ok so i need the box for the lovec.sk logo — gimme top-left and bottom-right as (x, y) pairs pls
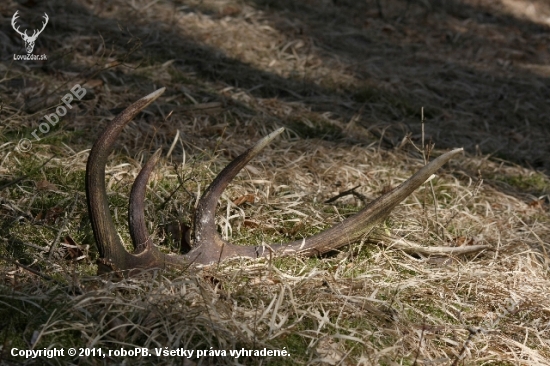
(12, 10), (48, 60)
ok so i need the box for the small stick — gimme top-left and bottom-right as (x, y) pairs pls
(48, 193), (79, 258)
(0, 255), (56, 282)
(324, 185), (366, 204)
(421, 107), (441, 237)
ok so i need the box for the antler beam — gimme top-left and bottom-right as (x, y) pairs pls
(85, 88), (463, 274)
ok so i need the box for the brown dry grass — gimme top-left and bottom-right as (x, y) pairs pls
(0, 0), (549, 365)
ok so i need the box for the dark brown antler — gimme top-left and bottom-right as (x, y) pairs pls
(86, 88), (463, 273)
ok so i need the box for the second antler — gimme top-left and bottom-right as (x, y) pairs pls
(85, 88), (463, 273)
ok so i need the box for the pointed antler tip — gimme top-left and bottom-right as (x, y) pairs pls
(152, 148), (163, 161)
(252, 127), (284, 152)
(144, 87), (166, 102)
(446, 147), (464, 158)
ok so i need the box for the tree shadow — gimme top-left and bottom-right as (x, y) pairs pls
(2, 0), (549, 179)
(243, 0), (550, 172)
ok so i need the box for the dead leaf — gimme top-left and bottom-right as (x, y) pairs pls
(284, 220), (304, 236)
(35, 207), (64, 223)
(453, 236), (475, 247)
(529, 199), (544, 210)
(233, 194), (255, 206)
(62, 236), (86, 261)
(243, 219), (260, 228)
(35, 180), (56, 191)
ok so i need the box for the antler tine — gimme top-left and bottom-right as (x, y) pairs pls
(86, 88), (167, 270)
(267, 148), (464, 257)
(189, 128), (285, 264)
(195, 127), (284, 236)
(129, 149), (162, 254)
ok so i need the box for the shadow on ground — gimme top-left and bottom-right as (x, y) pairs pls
(1, 0), (549, 173)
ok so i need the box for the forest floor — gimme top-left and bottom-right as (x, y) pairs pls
(1, 0), (550, 364)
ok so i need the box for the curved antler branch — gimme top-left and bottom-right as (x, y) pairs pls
(129, 149), (162, 254)
(267, 148), (463, 257)
(86, 88), (187, 272)
(183, 128), (285, 264)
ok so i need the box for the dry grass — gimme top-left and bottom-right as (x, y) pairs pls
(1, 0), (549, 364)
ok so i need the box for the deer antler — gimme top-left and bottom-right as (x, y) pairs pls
(86, 88), (463, 273)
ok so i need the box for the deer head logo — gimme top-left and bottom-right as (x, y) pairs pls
(11, 11), (49, 54)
